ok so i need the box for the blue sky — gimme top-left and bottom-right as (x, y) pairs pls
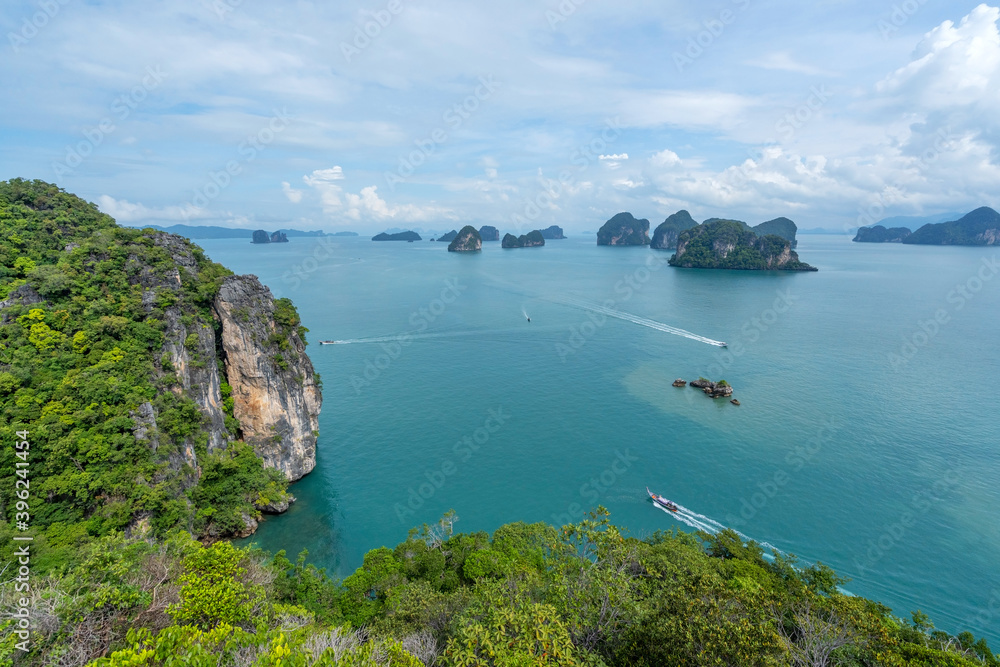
(2, 0), (998, 234)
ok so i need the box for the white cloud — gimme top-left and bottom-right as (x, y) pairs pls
(281, 181), (303, 203)
(748, 52), (837, 77)
(877, 4), (1000, 109)
(302, 167), (346, 213)
(96, 195), (211, 223)
(343, 186), (455, 222)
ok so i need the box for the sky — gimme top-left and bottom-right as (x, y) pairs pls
(2, 0), (999, 235)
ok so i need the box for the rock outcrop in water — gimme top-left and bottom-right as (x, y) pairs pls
(597, 212), (650, 246)
(502, 230), (545, 248)
(373, 230), (422, 241)
(690, 378), (734, 398)
(251, 230), (289, 244)
(753, 217), (798, 248)
(902, 207), (1000, 245)
(540, 225), (566, 239)
(853, 225), (912, 243)
(670, 220), (817, 271)
(214, 275), (322, 480)
(436, 230), (459, 243)
(479, 225), (500, 241)
(448, 225), (482, 252)
(651, 210), (699, 249)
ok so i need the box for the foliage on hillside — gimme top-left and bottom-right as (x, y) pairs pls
(1, 509), (995, 666)
(0, 179), (292, 570)
(669, 220), (817, 271)
(903, 207), (1000, 245)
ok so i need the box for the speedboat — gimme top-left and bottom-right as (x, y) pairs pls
(646, 487), (679, 512)
(319, 340), (340, 345)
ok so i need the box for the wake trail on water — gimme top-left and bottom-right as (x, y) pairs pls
(549, 295), (726, 347)
(652, 501), (785, 556)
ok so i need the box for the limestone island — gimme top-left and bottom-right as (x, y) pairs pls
(690, 378), (734, 399)
(479, 225), (500, 241)
(448, 225), (482, 252)
(853, 225), (912, 243)
(372, 230), (421, 242)
(902, 207), (1000, 245)
(333, 231), (359, 236)
(651, 210), (699, 249)
(597, 212), (650, 245)
(540, 225), (566, 239)
(251, 229), (289, 244)
(502, 230), (545, 248)
(669, 220), (817, 271)
(436, 229), (459, 242)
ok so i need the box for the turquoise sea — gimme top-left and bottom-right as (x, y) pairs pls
(209, 233), (1000, 642)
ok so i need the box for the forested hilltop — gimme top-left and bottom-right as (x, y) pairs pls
(0, 178), (320, 565)
(1, 180), (996, 666)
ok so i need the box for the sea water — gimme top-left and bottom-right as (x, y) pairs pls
(205, 233), (1000, 641)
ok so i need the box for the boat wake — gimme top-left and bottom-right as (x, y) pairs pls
(653, 501), (784, 556)
(550, 295), (726, 347)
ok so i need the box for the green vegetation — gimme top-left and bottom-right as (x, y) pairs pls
(372, 231), (422, 242)
(3, 509), (996, 666)
(0, 179), (295, 569)
(669, 220), (817, 271)
(446, 226), (482, 252)
(903, 207), (1000, 245)
(596, 212), (650, 246)
(753, 217), (798, 247)
(853, 225), (913, 243)
(435, 230), (458, 243)
(650, 210), (698, 249)
(501, 230), (545, 248)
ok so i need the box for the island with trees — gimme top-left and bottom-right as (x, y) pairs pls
(669, 220), (817, 270)
(251, 229), (289, 244)
(447, 225), (482, 252)
(903, 207), (1000, 245)
(597, 212), (651, 245)
(854, 225), (913, 243)
(502, 230), (546, 248)
(478, 225), (500, 241)
(540, 225), (566, 239)
(372, 230), (422, 241)
(651, 210), (699, 249)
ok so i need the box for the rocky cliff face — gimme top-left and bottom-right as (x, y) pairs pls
(447, 225), (482, 252)
(671, 220), (817, 271)
(651, 211), (698, 249)
(479, 225), (500, 241)
(214, 275), (321, 480)
(597, 212), (650, 246)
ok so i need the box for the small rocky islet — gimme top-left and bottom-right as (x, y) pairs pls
(674, 377), (738, 402)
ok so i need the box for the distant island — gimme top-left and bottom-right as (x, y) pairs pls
(436, 229), (459, 243)
(372, 230), (421, 241)
(448, 225), (482, 252)
(333, 231), (358, 236)
(853, 225), (912, 243)
(753, 217), (798, 248)
(540, 225), (565, 239)
(479, 225), (500, 241)
(502, 230), (545, 248)
(597, 212), (650, 245)
(903, 207), (1000, 245)
(130, 224), (329, 239)
(651, 210), (698, 249)
(251, 229), (289, 244)
(670, 220), (817, 271)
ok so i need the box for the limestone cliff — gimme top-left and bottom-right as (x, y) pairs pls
(214, 275), (322, 480)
